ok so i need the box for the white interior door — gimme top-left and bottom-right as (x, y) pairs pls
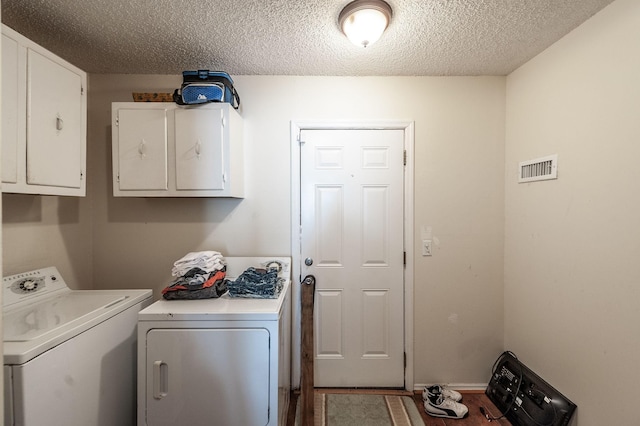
(300, 128), (405, 387)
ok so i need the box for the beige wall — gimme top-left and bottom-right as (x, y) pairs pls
(2, 194), (92, 288)
(1, 0), (638, 417)
(88, 74), (506, 386)
(504, 0), (639, 424)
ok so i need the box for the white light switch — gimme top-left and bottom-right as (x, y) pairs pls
(422, 239), (432, 256)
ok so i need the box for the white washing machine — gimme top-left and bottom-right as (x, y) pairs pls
(137, 257), (292, 426)
(2, 266), (152, 426)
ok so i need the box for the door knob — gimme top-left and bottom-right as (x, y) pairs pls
(304, 257), (313, 266)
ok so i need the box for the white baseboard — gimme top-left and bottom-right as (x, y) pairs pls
(413, 383), (488, 392)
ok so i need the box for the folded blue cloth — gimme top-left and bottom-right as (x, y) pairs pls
(227, 267), (283, 299)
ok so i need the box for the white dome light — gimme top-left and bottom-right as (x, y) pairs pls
(339, 0), (393, 48)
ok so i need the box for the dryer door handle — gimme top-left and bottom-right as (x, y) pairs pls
(153, 360), (169, 399)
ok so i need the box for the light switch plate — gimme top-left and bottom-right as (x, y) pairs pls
(422, 239), (432, 256)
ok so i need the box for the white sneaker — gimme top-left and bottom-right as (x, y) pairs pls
(424, 393), (469, 419)
(422, 384), (463, 402)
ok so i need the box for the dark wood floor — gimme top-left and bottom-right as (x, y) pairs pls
(413, 390), (511, 426)
(287, 389), (511, 426)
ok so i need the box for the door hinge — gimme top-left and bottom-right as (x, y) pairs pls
(115, 116), (119, 126)
(403, 251), (406, 265)
(403, 150), (407, 166)
(298, 130), (305, 145)
(81, 85), (84, 96)
(404, 352), (407, 368)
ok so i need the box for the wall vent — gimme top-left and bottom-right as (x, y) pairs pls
(518, 154), (558, 183)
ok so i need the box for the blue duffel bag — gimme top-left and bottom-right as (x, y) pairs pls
(173, 70), (240, 109)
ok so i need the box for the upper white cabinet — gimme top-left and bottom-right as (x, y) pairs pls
(116, 108), (169, 191)
(112, 102), (244, 198)
(1, 24), (87, 196)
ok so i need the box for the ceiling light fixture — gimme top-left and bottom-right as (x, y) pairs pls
(339, 0), (392, 48)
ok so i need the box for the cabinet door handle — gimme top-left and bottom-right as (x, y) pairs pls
(138, 139), (147, 158)
(153, 360), (168, 399)
(195, 139), (202, 159)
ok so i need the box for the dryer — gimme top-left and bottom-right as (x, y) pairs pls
(137, 257), (291, 426)
(3, 266), (152, 426)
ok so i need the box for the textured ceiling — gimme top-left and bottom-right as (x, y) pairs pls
(1, 0), (615, 76)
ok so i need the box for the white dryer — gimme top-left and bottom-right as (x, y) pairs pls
(3, 266), (152, 426)
(137, 257), (292, 426)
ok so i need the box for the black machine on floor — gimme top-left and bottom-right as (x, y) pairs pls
(485, 351), (577, 426)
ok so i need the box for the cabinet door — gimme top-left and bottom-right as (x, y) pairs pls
(26, 49), (83, 188)
(145, 328), (270, 426)
(117, 108), (168, 190)
(1, 33), (22, 184)
(174, 108), (224, 191)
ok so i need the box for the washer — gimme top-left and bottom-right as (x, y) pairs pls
(137, 257), (291, 426)
(3, 266), (152, 426)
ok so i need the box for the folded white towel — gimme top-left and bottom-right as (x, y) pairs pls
(172, 251), (226, 277)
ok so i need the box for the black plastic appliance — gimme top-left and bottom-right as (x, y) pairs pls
(485, 351), (577, 426)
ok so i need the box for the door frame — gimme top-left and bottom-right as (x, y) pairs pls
(290, 120), (415, 390)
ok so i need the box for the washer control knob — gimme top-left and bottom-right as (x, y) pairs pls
(20, 280), (38, 291)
